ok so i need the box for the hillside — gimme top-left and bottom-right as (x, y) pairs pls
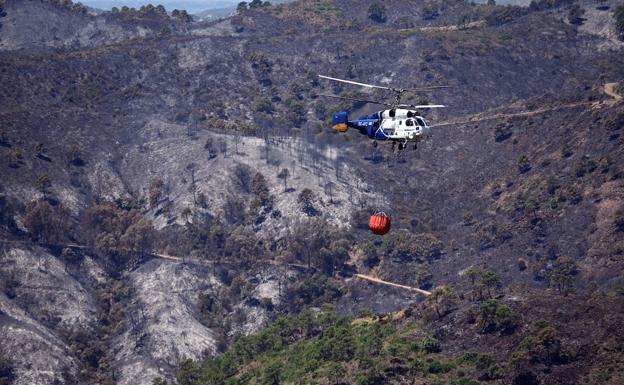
(173, 288), (624, 385)
(0, 0), (623, 384)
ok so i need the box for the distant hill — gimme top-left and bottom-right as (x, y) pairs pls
(194, 4), (236, 19)
(194, 0), (293, 20)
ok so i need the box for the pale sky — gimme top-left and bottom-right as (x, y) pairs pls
(81, 0), (238, 13)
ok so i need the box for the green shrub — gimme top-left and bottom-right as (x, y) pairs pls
(515, 325), (574, 366)
(479, 299), (518, 333)
(460, 352), (502, 379)
(24, 200), (71, 244)
(614, 5), (624, 38)
(314, 102), (328, 119)
(367, 2), (387, 23)
(517, 155), (531, 173)
(417, 265), (433, 289)
(378, 231), (443, 262)
(177, 359), (200, 385)
(561, 143), (573, 157)
(255, 99), (275, 114)
(615, 209), (624, 232)
(494, 124), (512, 142)
(421, 335), (441, 353)
(284, 97), (306, 127)
(456, 379), (479, 385)
(549, 256), (577, 295)
(574, 155), (597, 177)
(567, 3), (585, 25)
(422, 4), (439, 20)
(480, 271), (501, 297)
(297, 188), (317, 216)
(237, 1), (248, 12)
(547, 176), (559, 194)
(426, 359), (453, 373)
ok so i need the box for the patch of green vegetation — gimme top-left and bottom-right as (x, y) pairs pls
(361, 231), (443, 265)
(421, 335), (441, 353)
(460, 352), (502, 380)
(517, 155), (531, 173)
(478, 299), (518, 334)
(285, 273), (344, 310)
(582, 351), (624, 385)
(176, 310), (479, 385)
(510, 322), (576, 380)
(474, 222), (513, 250)
(368, 2), (387, 23)
(573, 155), (597, 177)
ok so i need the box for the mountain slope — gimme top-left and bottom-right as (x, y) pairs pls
(174, 288), (624, 385)
(0, 0), (623, 384)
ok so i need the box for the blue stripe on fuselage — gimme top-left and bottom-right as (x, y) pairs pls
(348, 119), (386, 140)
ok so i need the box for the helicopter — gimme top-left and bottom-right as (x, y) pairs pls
(318, 75), (448, 151)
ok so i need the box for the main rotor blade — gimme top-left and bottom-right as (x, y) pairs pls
(403, 86), (452, 92)
(316, 93), (392, 106)
(320, 75), (451, 93)
(318, 75), (393, 91)
(398, 104), (446, 108)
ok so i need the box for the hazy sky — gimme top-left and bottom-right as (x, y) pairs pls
(81, 0), (238, 13)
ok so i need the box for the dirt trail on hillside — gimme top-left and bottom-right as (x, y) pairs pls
(354, 273), (431, 296)
(393, 20), (485, 34)
(151, 252), (431, 295)
(151, 252), (311, 270)
(435, 101), (588, 127)
(418, 20), (485, 32)
(603, 82), (623, 103)
(151, 252), (183, 261)
(1, 239), (430, 295)
(437, 82), (622, 128)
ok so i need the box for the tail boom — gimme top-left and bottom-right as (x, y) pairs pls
(332, 111), (348, 132)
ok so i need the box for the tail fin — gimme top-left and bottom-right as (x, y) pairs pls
(332, 111), (348, 132)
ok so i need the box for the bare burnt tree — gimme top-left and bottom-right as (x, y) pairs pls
(277, 168), (289, 192)
(324, 181), (336, 204)
(186, 163), (198, 204)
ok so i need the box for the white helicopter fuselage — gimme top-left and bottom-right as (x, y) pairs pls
(378, 109), (432, 142)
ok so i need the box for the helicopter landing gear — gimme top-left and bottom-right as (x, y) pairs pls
(398, 142), (406, 151)
(391, 141), (396, 151)
(413, 143), (418, 150)
(373, 140), (378, 148)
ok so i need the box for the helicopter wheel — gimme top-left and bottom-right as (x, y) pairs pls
(373, 141), (378, 148)
(413, 143), (418, 150)
(398, 142), (405, 151)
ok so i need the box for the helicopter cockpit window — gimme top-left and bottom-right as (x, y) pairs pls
(416, 117), (426, 126)
(406, 119), (414, 126)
